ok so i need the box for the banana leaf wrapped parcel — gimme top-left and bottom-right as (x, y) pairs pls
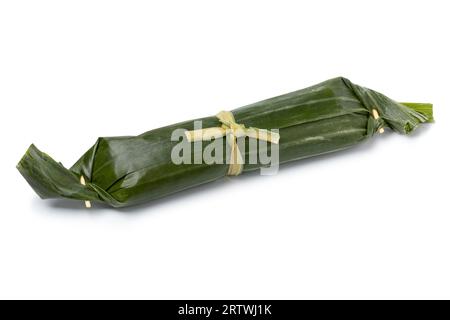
(17, 77), (433, 208)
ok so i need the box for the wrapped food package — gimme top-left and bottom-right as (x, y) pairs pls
(17, 77), (433, 208)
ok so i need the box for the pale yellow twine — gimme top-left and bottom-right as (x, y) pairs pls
(372, 109), (385, 134)
(79, 175), (91, 208)
(185, 111), (280, 176)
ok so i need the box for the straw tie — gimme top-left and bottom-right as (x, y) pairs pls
(185, 111), (280, 176)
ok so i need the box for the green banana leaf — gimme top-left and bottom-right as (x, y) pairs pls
(17, 77), (433, 208)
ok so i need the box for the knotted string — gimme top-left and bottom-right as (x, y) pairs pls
(185, 111), (280, 176)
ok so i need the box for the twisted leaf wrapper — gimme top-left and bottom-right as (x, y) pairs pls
(17, 77), (432, 207)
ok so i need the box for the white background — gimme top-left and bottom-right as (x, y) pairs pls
(1, 0), (449, 299)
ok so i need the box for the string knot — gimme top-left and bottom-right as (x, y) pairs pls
(185, 110), (280, 176)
